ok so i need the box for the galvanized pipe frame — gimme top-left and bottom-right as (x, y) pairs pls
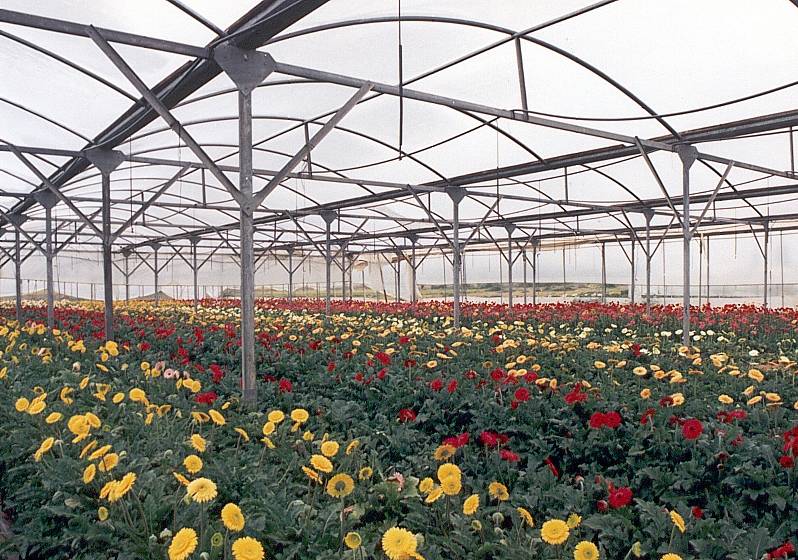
(0, 4), (796, 243)
(1, 4), (798, 344)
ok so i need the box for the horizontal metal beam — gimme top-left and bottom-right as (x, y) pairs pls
(0, 8), (208, 57)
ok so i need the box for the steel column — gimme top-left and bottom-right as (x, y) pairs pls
(677, 145), (698, 347)
(409, 235), (418, 305)
(629, 240), (636, 304)
(601, 242), (607, 303)
(763, 222), (770, 307)
(191, 237), (199, 309)
(644, 209), (653, 314)
(124, 252), (130, 301)
(14, 229), (21, 322)
(44, 205), (54, 328)
(86, 148), (123, 339)
(321, 211), (336, 317)
(532, 241), (538, 305)
(238, 89), (257, 405)
(153, 244), (160, 305)
(522, 248), (528, 304)
(506, 224), (515, 309)
(448, 189), (465, 327)
(287, 249), (294, 302)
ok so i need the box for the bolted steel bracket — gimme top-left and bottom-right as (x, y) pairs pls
(214, 44), (275, 96)
(85, 148), (125, 175)
(641, 207), (655, 222)
(676, 144), (699, 171)
(504, 222), (516, 235)
(319, 210), (337, 225)
(445, 186), (466, 205)
(6, 213), (27, 227)
(33, 190), (58, 210)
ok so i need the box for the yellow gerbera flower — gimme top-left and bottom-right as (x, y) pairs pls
(290, 408), (309, 423)
(488, 481), (509, 501)
(83, 463), (97, 484)
(433, 444), (456, 461)
(310, 454), (333, 473)
(97, 452), (118, 472)
(574, 540), (599, 560)
(221, 502), (245, 532)
(187, 477), (218, 503)
(326, 473), (355, 498)
(540, 519), (569, 545)
(669, 510), (685, 533)
(231, 536), (265, 560)
(516, 507), (534, 527)
(208, 409), (225, 426)
(190, 434), (206, 453)
(463, 494), (479, 515)
(320, 441), (339, 457)
(168, 528), (198, 560)
(382, 527), (418, 560)
(183, 455), (203, 474)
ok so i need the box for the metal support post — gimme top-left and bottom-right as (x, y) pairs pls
(396, 255), (401, 302)
(85, 148), (123, 339)
(321, 210), (336, 317)
(238, 87), (257, 406)
(152, 243), (161, 305)
(601, 242), (607, 303)
(123, 250), (130, 301)
(34, 191), (57, 329)
(408, 234), (418, 305)
(677, 144), (698, 347)
(644, 208), (654, 314)
(532, 239), (539, 305)
(14, 228), (22, 322)
(287, 248), (294, 302)
(447, 188), (466, 327)
(191, 237), (199, 309)
(763, 222), (770, 307)
(630, 240), (636, 304)
(522, 248), (528, 305)
(506, 223), (515, 309)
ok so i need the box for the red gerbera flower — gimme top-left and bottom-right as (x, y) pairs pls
(514, 387), (530, 402)
(397, 408), (417, 422)
(278, 378), (293, 393)
(499, 448), (520, 462)
(608, 485), (633, 509)
(682, 418), (703, 440)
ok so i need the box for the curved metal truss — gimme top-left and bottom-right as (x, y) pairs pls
(2, 1), (798, 403)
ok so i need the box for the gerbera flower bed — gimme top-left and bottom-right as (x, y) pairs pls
(0, 300), (796, 559)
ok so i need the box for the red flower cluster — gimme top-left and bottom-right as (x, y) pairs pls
(716, 409), (747, 423)
(479, 430), (510, 448)
(681, 418), (703, 440)
(589, 411), (622, 429)
(209, 363), (225, 383)
(564, 384), (587, 405)
(442, 432), (470, 448)
(767, 541), (795, 559)
(607, 482), (633, 509)
(397, 408), (416, 422)
(194, 391), (218, 405)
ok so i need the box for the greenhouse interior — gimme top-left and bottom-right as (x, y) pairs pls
(1, 2), (797, 559)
